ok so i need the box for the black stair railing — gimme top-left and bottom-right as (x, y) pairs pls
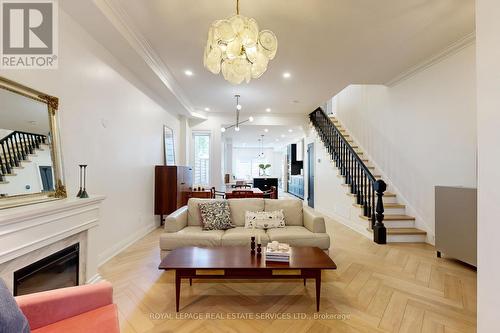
(0, 131), (46, 183)
(309, 107), (387, 244)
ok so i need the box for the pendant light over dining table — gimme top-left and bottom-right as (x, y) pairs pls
(203, 0), (278, 84)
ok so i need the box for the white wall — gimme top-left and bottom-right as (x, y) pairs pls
(476, 1), (500, 331)
(0, 129), (12, 139)
(329, 44), (476, 242)
(232, 147), (284, 180)
(0, 10), (180, 270)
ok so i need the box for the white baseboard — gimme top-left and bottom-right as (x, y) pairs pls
(97, 221), (158, 267)
(86, 273), (103, 284)
(315, 207), (372, 240)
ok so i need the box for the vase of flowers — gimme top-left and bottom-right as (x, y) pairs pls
(258, 164), (271, 176)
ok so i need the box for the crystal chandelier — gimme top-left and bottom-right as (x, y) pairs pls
(203, 0), (278, 84)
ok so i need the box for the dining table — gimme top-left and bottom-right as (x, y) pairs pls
(225, 187), (264, 198)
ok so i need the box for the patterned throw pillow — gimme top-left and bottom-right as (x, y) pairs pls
(244, 210), (285, 230)
(199, 201), (234, 231)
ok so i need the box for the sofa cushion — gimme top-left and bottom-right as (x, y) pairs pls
(266, 226), (330, 250)
(264, 199), (303, 226)
(199, 201), (234, 230)
(227, 198), (265, 227)
(244, 210), (285, 229)
(159, 226), (224, 250)
(187, 198), (225, 226)
(31, 304), (119, 333)
(221, 227), (270, 246)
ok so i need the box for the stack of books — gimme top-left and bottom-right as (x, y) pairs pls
(265, 242), (291, 262)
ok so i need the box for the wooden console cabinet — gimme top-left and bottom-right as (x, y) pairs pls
(154, 166), (193, 221)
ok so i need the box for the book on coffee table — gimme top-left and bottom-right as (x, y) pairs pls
(265, 244), (291, 262)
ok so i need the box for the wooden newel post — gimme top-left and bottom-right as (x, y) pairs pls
(373, 179), (387, 244)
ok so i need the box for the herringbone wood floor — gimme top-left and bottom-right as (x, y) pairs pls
(99, 215), (476, 333)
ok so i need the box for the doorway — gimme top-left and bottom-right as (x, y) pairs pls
(307, 143), (314, 208)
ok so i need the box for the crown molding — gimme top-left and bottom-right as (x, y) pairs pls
(385, 32), (475, 87)
(94, 0), (205, 119)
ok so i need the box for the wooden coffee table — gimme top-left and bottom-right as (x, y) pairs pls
(158, 246), (337, 312)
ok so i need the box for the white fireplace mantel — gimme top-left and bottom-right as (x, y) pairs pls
(0, 196), (105, 289)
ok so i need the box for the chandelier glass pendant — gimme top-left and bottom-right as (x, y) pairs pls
(203, 0), (278, 84)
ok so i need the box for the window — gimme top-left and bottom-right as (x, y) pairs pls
(193, 133), (210, 186)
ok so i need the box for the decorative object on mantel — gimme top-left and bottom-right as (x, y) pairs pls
(220, 94), (254, 133)
(256, 243), (262, 258)
(204, 0), (278, 84)
(77, 165), (88, 198)
(76, 165), (83, 197)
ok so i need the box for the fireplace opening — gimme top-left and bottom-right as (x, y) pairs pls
(14, 243), (79, 296)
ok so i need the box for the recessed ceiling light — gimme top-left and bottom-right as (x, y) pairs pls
(184, 70), (194, 76)
(281, 134), (285, 138)
(266, 108), (271, 112)
(288, 129), (293, 133)
(264, 128), (269, 133)
(283, 72), (291, 79)
(275, 139), (279, 142)
(220, 127), (226, 132)
(249, 116), (254, 122)
(204, 107), (210, 111)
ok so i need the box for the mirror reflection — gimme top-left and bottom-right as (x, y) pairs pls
(0, 88), (54, 197)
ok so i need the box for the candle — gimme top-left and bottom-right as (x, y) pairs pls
(257, 234), (261, 245)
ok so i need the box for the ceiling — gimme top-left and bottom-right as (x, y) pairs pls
(0, 88), (50, 135)
(224, 125), (305, 149)
(62, 0), (475, 117)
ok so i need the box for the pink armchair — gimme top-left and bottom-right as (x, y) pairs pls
(15, 281), (119, 333)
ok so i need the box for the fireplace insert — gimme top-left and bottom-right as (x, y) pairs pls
(14, 243), (79, 296)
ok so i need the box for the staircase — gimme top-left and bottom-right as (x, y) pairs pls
(309, 108), (427, 244)
(0, 131), (47, 196)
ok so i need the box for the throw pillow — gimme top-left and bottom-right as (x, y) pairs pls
(0, 279), (30, 333)
(244, 210), (285, 229)
(199, 201), (234, 231)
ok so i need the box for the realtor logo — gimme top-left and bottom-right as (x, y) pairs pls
(1, 0), (58, 68)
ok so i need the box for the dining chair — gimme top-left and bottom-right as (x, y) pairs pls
(210, 187), (226, 199)
(263, 186), (278, 199)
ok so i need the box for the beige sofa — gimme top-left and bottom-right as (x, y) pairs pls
(159, 198), (330, 259)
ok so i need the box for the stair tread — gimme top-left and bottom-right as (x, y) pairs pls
(338, 173), (382, 178)
(360, 214), (415, 221)
(387, 227), (427, 235)
(367, 227), (427, 235)
(354, 203), (405, 209)
(347, 191), (396, 198)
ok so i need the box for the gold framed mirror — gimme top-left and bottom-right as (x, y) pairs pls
(0, 76), (66, 209)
